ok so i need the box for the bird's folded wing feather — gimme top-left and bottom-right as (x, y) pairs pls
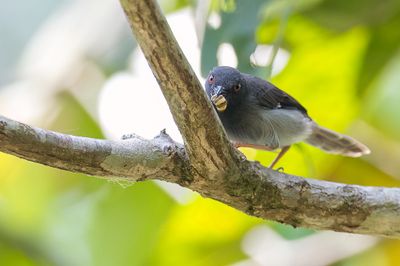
(245, 74), (309, 116)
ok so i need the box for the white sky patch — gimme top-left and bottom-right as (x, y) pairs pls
(250, 45), (290, 76)
(234, 225), (377, 266)
(98, 8), (204, 142)
(207, 12), (221, 29)
(217, 42), (238, 68)
(0, 80), (58, 124)
(98, 73), (182, 141)
(0, 0), (124, 125)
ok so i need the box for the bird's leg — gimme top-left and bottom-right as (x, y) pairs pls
(269, 146), (290, 169)
(233, 142), (274, 151)
(233, 142), (290, 169)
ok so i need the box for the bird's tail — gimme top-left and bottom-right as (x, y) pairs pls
(305, 124), (370, 157)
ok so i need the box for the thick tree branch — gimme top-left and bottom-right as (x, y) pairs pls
(1, 0), (400, 238)
(1, 115), (400, 238)
(0, 115), (188, 184)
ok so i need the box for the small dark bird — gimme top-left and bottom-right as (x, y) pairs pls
(205, 66), (370, 169)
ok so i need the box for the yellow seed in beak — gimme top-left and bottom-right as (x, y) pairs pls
(211, 94), (227, 112)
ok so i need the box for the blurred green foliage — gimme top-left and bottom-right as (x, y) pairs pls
(1, 0), (400, 265)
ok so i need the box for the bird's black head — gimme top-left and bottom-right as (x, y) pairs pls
(205, 66), (246, 112)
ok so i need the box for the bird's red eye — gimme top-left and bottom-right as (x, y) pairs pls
(208, 75), (215, 84)
(233, 84), (241, 92)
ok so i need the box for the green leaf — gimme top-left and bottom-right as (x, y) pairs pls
(87, 182), (176, 266)
(160, 0), (192, 14)
(151, 197), (262, 266)
(302, 0), (400, 31)
(364, 50), (400, 141)
(356, 13), (400, 95)
(51, 92), (104, 138)
(269, 222), (315, 240)
(0, 240), (41, 266)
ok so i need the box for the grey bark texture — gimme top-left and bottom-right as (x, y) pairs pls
(0, 0), (399, 238)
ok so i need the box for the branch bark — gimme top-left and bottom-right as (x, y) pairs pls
(1, 0), (400, 238)
(1, 115), (400, 238)
(0, 116), (188, 184)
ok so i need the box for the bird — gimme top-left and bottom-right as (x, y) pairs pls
(205, 66), (370, 169)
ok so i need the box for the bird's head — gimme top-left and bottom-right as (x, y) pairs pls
(205, 66), (246, 112)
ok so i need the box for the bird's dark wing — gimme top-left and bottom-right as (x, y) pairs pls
(244, 74), (308, 116)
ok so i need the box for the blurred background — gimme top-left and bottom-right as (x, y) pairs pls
(1, 0), (400, 265)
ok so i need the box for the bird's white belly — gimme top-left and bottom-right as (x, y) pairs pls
(261, 109), (313, 148)
(224, 109), (313, 149)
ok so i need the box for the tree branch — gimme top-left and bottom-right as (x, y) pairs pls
(1, 115), (400, 237)
(0, 0), (399, 238)
(0, 115), (188, 184)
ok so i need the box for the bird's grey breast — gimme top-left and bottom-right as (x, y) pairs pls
(219, 103), (313, 149)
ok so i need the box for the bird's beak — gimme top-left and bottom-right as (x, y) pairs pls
(210, 86), (227, 112)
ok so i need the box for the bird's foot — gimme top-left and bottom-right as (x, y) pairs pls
(268, 146), (291, 170)
(232, 143), (290, 172)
